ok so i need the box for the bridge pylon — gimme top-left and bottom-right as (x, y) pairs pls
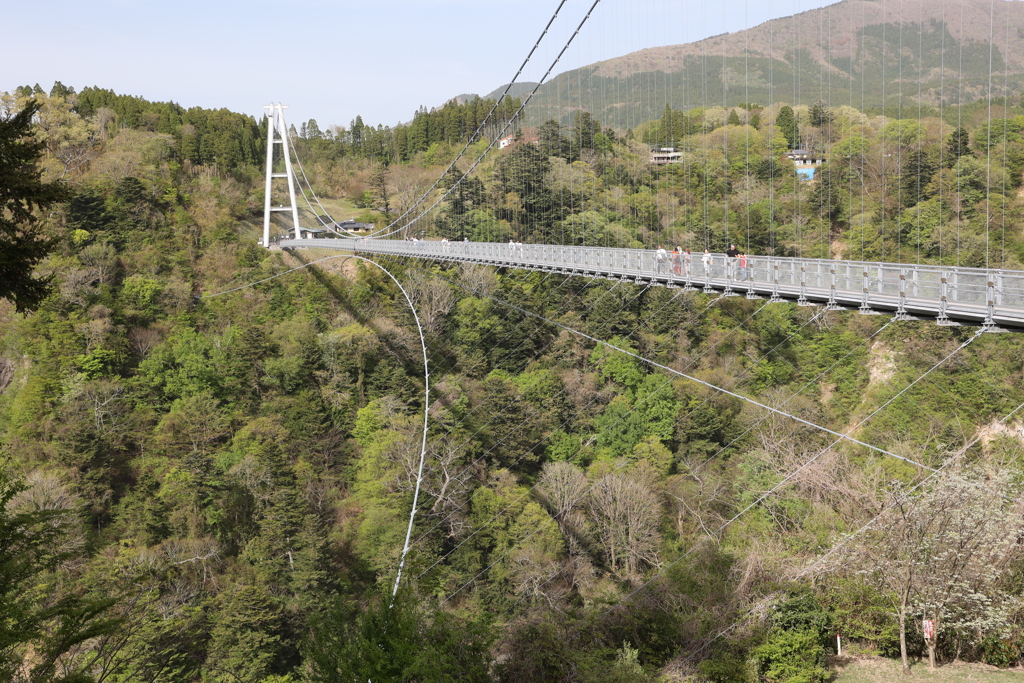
(262, 103), (301, 248)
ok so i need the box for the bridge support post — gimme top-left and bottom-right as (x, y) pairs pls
(683, 264), (696, 291)
(262, 103), (301, 247)
(797, 265), (814, 306)
(859, 268), (879, 315)
(935, 273), (960, 326)
(745, 270), (761, 299)
(722, 258), (738, 297)
(894, 270), (914, 321)
(982, 275), (1006, 332)
(768, 260), (783, 303)
(825, 267), (843, 310)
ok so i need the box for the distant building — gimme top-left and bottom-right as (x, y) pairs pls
(784, 148), (825, 165)
(498, 129), (539, 150)
(296, 220), (375, 238)
(301, 227), (331, 239)
(330, 219), (375, 234)
(650, 147), (683, 165)
(785, 148), (825, 181)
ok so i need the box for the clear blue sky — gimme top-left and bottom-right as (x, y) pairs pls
(3, 0), (838, 129)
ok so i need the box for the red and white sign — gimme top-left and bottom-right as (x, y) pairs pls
(923, 619), (935, 639)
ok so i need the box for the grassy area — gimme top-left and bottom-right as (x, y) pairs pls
(834, 656), (1024, 682)
(305, 196), (357, 219)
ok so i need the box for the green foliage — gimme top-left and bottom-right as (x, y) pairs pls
(206, 585), (287, 682)
(0, 99), (70, 311)
(752, 628), (829, 683)
(775, 106), (799, 149)
(304, 588), (493, 683)
(0, 468), (120, 682)
(4, 78), (1024, 683)
(981, 634), (1023, 668)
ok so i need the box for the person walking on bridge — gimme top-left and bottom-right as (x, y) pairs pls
(671, 246), (681, 275)
(683, 247), (692, 276)
(655, 245), (668, 273)
(702, 248), (712, 277)
(726, 243), (740, 279)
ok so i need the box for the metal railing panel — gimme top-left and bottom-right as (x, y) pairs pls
(278, 238), (1024, 327)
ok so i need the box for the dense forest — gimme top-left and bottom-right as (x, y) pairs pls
(2, 78), (1024, 683)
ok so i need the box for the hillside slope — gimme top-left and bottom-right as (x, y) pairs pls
(523, 0), (1024, 128)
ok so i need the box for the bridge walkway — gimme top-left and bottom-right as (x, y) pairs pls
(279, 238), (1024, 330)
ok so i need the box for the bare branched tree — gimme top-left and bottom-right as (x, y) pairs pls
(404, 269), (456, 336)
(538, 461), (592, 555)
(829, 466), (1024, 673)
(587, 471), (661, 576)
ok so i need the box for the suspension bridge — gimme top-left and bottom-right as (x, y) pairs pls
(279, 237), (1024, 330)
(224, 0), (1024, 655)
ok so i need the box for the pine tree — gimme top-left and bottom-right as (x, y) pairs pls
(945, 126), (970, 167)
(808, 100), (833, 127)
(775, 106), (799, 149)
(727, 109), (741, 126)
(0, 99), (70, 311)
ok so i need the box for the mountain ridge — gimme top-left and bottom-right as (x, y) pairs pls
(513, 0), (1024, 129)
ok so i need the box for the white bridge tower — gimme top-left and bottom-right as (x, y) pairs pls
(262, 103), (301, 247)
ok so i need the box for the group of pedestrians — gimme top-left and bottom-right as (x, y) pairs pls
(725, 244), (750, 280)
(655, 243), (751, 280)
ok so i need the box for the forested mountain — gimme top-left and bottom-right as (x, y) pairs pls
(2, 68), (1024, 683)
(520, 0), (1024, 128)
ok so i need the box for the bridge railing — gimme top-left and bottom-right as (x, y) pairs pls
(281, 237), (1024, 324)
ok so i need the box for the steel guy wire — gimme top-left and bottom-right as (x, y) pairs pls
(505, 310), (857, 610)
(671, 395), (1024, 667)
(444, 325), (980, 609)
(794, 397), (1024, 581)
(394, 263), (966, 472)
(600, 328), (985, 619)
(395, 278), (746, 555)
(410, 294), (772, 578)
(356, 0), (604, 241)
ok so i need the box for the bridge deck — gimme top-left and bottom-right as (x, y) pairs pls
(279, 238), (1024, 330)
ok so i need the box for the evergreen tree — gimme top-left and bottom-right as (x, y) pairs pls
(808, 100), (833, 127)
(727, 109), (741, 126)
(775, 106), (799, 149)
(0, 469), (119, 681)
(537, 119), (567, 160)
(571, 110), (600, 152)
(0, 99), (70, 311)
(303, 588), (493, 683)
(945, 126), (971, 166)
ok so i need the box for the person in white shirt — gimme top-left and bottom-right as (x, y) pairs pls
(655, 245), (668, 273)
(702, 249), (712, 276)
